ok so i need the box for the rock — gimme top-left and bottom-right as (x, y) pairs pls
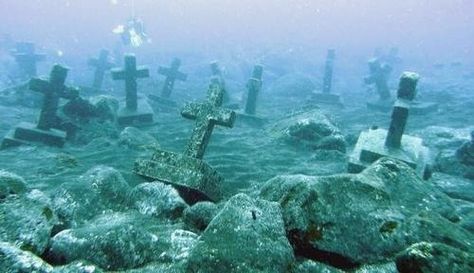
(416, 126), (470, 150)
(269, 109), (346, 153)
(435, 149), (470, 177)
(128, 182), (188, 219)
(119, 127), (160, 150)
(0, 190), (57, 255)
(53, 261), (104, 273)
(260, 158), (471, 267)
(47, 213), (166, 271)
(161, 229), (199, 263)
(268, 73), (315, 98)
(291, 260), (344, 273)
(0, 242), (53, 273)
(186, 193), (294, 273)
(396, 242), (474, 273)
(89, 95), (119, 121)
(0, 170), (27, 200)
(183, 201), (219, 232)
(430, 173), (474, 202)
(51, 166), (131, 229)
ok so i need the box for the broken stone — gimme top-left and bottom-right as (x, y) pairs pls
(88, 49), (114, 90)
(111, 54), (153, 126)
(185, 193), (295, 273)
(148, 58), (187, 108)
(311, 49), (342, 105)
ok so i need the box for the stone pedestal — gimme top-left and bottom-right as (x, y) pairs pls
(1, 122), (66, 149)
(348, 128), (431, 179)
(134, 150), (223, 204)
(117, 99), (154, 127)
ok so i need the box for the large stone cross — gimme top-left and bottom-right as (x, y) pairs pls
(111, 54), (149, 111)
(181, 78), (236, 159)
(244, 64), (264, 115)
(29, 64), (79, 130)
(158, 58), (187, 98)
(365, 58), (392, 101)
(322, 49), (336, 94)
(88, 49), (114, 90)
(385, 72), (419, 149)
(12, 42), (46, 78)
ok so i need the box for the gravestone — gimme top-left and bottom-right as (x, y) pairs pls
(148, 58), (187, 108)
(311, 49), (342, 105)
(88, 49), (114, 90)
(365, 58), (393, 112)
(111, 54), (153, 126)
(134, 78), (236, 204)
(1, 65), (78, 149)
(210, 61), (238, 109)
(11, 42), (46, 79)
(237, 64), (267, 125)
(348, 72), (432, 179)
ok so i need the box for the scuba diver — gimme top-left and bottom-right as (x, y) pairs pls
(113, 17), (151, 48)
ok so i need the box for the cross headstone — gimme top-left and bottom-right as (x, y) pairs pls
(182, 78), (236, 159)
(158, 58), (187, 98)
(88, 49), (114, 90)
(322, 49), (336, 94)
(365, 58), (392, 101)
(111, 54), (149, 111)
(244, 65), (264, 115)
(210, 61), (227, 97)
(12, 42), (46, 78)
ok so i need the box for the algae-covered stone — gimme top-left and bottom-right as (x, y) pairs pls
(0, 242), (53, 273)
(260, 158), (470, 266)
(53, 261), (104, 273)
(0, 190), (57, 255)
(119, 127), (159, 150)
(128, 181), (188, 219)
(183, 201), (219, 232)
(291, 260), (344, 273)
(186, 193), (294, 273)
(0, 170), (27, 200)
(396, 242), (474, 273)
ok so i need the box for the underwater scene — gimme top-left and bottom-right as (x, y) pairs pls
(0, 0), (473, 272)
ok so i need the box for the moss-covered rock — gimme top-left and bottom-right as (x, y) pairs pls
(0, 170), (27, 200)
(0, 242), (53, 273)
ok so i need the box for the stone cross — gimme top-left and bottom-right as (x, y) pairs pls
(210, 61), (226, 89)
(385, 72), (419, 149)
(111, 54), (149, 111)
(244, 64), (264, 115)
(365, 58), (392, 101)
(158, 58), (187, 98)
(12, 42), (46, 78)
(181, 78), (236, 159)
(29, 64), (79, 130)
(88, 49), (114, 90)
(322, 49), (336, 94)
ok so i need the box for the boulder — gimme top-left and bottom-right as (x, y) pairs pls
(396, 242), (474, 273)
(119, 127), (160, 150)
(186, 193), (294, 273)
(128, 182), (188, 219)
(0, 242), (53, 273)
(0, 170), (27, 200)
(183, 201), (220, 232)
(260, 158), (471, 267)
(430, 173), (474, 202)
(415, 126), (470, 150)
(0, 190), (57, 255)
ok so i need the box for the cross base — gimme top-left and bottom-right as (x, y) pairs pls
(236, 112), (268, 127)
(410, 101), (439, 115)
(133, 150), (223, 204)
(1, 122), (66, 149)
(117, 100), (154, 127)
(311, 92), (343, 106)
(366, 99), (394, 112)
(348, 128), (431, 179)
(147, 94), (178, 109)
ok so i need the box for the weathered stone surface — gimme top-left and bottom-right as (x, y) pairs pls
(416, 126), (469, 150)
(430, 173), (474, 202)
(51, 166), (131, 229)
(0, 170), (27, 200)
(260, 158), (471, 266)
(435, 149), (474, 179)
(119, 127), (159, 150)
(270, 109), (346, 153)
(396, 242), (474, 273)
(185, 193), (294, 273)
(89, 95), (119, 121)
(0, 242), (53, 273)
(269, 73), (315, 98)
(183, 201), (219, 232)
(128, 182), (188, 219)
(291, 260), (344, 273)
(53, 261), (104, 273)
(0, 190), (57, 255)
(47, 213), (165, 271)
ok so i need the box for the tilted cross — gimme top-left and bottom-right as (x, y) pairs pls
(12, 42), (46, 78)
(322, 49), (336, 94)
(158, 58), (187, 98)
(111, 54), (149, 111)
(364, 58), (392, 101)
(181, 78), (236, 159)
(244, 64), (264, 115)
(29, 64), (79, 131)
(88, 49), (114, 90)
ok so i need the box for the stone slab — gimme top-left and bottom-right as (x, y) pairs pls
(311, 92), (343, 106)
(348, 128), (431, 179)
(117, 100), (154, 127)
(1, 122), (66, 149)
(134, 149), (223, 204)
(147, 94), (178, 108)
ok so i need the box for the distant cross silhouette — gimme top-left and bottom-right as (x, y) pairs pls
(29, 64), (78, 130)
(111, 54), (149, 111)
(244, 64), (264, 115)
(12, 42), (46, 78)
(158, 58), (187, 98)
(365, 58), (392, 101)
(181, 78), (236, 159)
(88, 49), (114, 90)
(322, 49), (336, 94)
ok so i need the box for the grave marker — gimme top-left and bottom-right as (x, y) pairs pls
(11, 42), (46, 78)
(365, 58), (393, 111)
(311, 49), (342, 105)
(148, 58), (187, 108)
(88, 49), (114, 90)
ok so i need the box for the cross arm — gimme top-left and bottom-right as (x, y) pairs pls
(29, 78), (49, 93)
